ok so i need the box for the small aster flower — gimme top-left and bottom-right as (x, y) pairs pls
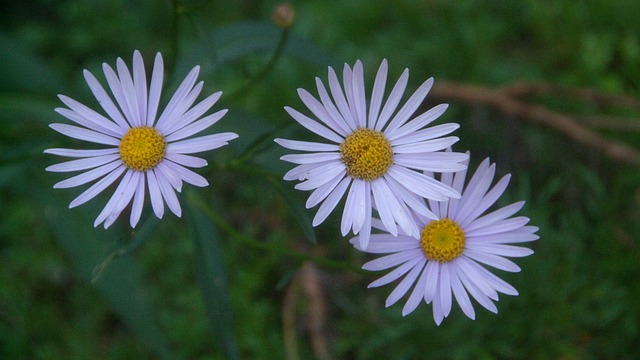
(275, 59), (467, 249)
(45, 50), (238, 228)
(350, 154), (539, 325)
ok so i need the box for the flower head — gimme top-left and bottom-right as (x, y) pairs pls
(275, 60), (467, 248)
(351, 154), (539, 325)
(45, 50), (238, 228)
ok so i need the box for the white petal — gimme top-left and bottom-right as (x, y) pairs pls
(387, 165), (460, 201)
(392, 137), (459, 154)
(163, 161), (208, 187)
(116, 57), (141, 126)
(44, 148), (118, 158)
(164, 153), (208, 168)
(167, 132), (238, 154)
(452, 159), (494, 222)
(358, 186), (373, 249)
(466, 216), (531, 237)
(384, 174), (436, 220)
(450, 268), (475, 320)
(155, 66), (200, 129)
(444, 152), (471, 217)
(385, 260), (424, 307)
(274, 138), (340, 152)
(54, 104), (122, 137)
(423, 261), (439, 303)
(53, 160), (121, 188)
(132, 50), (148, 127)
(284, 106), (343, 143)
(306, 171), (344, 208)
(368, 256), (422, 288)
(327, 65), (358, 130)
(298, 87), (350, 137)
(162, 92), (222, 134)
(102, 62), (134, 127)
(467, 230), (539, 244)
(352, 179), (368, 234)
(49, 123), (120, 146)
(372, 179), (399, 236)
(466, 243), (534, 258)
(93, 169), (134, 227)
(391, 123), (460, 146)
(464, 250), (521, 272)
(280, 152), (341, 165)
(156, 161), (182, 191)
(82, 70), (130, 131)
(368, 59), (387, 129)
(351, 60), (367, 128)
(69, 165), (126, 208)
(164, 109), (228, 142)
(455, 264), (498, 313)
(155, 169), (182, 217)
(284, 162), (330, 181)
(147, 169), (164, 218)
(375, 68), (408, 131)
(464, 200), (524, 232)
(340, 180), (360, 236)
(294, 163), (346, 191)
(46, 154), (120, 172)
(312, 177), (350, 226)
(459, 175), (513, 228)
(315, 77), (353, 134)
(350, 234), (419, 253)
(384, 77), (433, 135)
(342, 63), (360, 127)
(363, 248), (423, 271)
(439, 264), (452, 317)
(130, 173), (146, 227)
(402, 260), (429, 316)
(147, 53), (164, 126)
(387, 103), (449, 141)
(394, 152), (468, 172)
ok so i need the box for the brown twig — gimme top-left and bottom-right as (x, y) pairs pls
(505, 82), (640, 111)
(281, 262), (332, 360)
(582, 116), (640, 132)
(429, 81), (640, 166)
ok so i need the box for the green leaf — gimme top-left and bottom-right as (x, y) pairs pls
(91, 215), (161, 283)
(43, 204), (172, 360)
(186, 193), (239, 360)
(182, 20), (337, 70)
(0, 31), (65, 94)
(269, 177), (317, 244)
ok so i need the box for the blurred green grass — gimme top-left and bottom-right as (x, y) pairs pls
(1, 0), (640, 359)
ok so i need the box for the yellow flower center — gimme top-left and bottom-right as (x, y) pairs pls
(420, 218), (466, 263)
(339, 128), (393, 181)
(119, 126), (166, 172)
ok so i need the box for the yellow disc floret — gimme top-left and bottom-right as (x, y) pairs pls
(119, 126), (166, 172)
(340, 128), (393, 181)
(420, 218), (466, 263)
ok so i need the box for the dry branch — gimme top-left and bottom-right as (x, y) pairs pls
(429, 81), (640, 166)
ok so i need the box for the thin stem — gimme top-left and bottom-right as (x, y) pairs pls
(167, 0), (181, 78)
(189, 194), (367, 275)
(225, 28), (291, 103)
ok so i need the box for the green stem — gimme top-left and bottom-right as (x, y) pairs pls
(225, 28), (291, 103)
(167, 0), (181, 78)
(188, 194), (367, 275)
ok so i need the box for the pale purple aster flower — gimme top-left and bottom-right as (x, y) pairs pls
(351, 154), (539, 325)
(275, 59), (467, 249)
(45, 50), (238, 228)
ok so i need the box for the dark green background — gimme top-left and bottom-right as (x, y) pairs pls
(1, 0), (639, 358)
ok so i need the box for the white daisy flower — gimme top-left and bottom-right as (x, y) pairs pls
(275, 59), (467, 249)
(350, 154), (539, 325)
(45, 50), (238, 229)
